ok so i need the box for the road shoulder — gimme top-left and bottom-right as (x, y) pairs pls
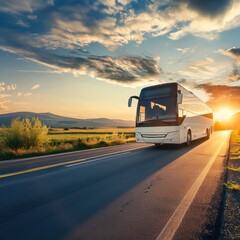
(219, 131), (240, 240)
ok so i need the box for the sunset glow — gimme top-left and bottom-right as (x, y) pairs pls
(214, 109), (235, 121)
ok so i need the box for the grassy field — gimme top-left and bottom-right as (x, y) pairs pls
(0, 127), (136, 160)
(46, 128), (135, 145)
(0, 127), (135, 140)
(47, 128), (135, 141)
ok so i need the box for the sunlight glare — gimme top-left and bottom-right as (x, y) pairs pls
(214, 108), (234, 121)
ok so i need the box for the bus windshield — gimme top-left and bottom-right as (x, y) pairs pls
(136, 96), (177, 127)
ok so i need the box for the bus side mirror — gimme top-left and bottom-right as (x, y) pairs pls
(128, 96), (139, 107)
(177, 93), (183, 104)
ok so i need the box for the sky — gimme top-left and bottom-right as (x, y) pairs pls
(0, 0), (240, 120)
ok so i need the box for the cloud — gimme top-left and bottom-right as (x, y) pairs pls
(217, 47), (240, 81)
(31, 84), (40, 89)
(177, 57), (230, 83)
(14, 0), (237, 51)
(0, 83), (17, 92)
(17, 19), (29, 28)
(0, 82), (16, 109)
(0, 29), (162, 86)
(17, 69), (61, 74)
(218, 47), (240, 65)
(196, 83), (240, 111)
(0, 0), (54, 14)
(0, 94), (11, 110)
(169, 0), (240, 40)
(228, 66), (240, 81)
(0, 93), (11, 99)
(176, 48), (195, 54)
(23, 92), (32, 96)
(17, 92), (32, 97)
(175, 0), (233, 17)
(1, 0), (240, 51)
(0, 100), (10, 110)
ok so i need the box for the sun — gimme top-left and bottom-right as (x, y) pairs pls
(214, 108), (234, 121)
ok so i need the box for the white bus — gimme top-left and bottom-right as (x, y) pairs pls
(128, 82), (213, 146)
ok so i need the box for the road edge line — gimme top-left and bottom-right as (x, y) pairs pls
(156, 137), (227, 240)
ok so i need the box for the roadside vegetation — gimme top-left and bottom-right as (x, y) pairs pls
(225, 127), (240, 191)
(0, 118), (135, 161)
(221, 127), (240, 239)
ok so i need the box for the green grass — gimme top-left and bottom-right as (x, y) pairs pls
(224, 182), (240, 191)
(230, 129), (240, 160)
(226, 166), (240, 172)
(48, 127), (135, 134)
(225, 127), (240, 192)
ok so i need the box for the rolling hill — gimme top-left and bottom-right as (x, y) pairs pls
(0, 112), (134, 128)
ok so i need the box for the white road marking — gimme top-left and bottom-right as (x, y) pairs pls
(65, 151), (132, 167)
(156, 137), (227, 240)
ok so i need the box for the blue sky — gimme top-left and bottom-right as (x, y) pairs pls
(0, 0), (240, 120)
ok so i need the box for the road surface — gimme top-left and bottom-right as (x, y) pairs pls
(0, 131), (230, 240)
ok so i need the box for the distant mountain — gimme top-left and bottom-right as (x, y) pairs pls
(214, 112), (240, 130)
(0, 112), (134, 128)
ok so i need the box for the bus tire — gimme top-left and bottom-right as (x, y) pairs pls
(206, 128), (210, 139)
(186, 130), (191, 146)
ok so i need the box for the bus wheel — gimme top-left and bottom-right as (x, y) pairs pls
(186, 130), (191, 146)
(206, 128), (210, 139)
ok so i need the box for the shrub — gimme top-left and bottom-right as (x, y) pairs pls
(2, 117), (48, 150)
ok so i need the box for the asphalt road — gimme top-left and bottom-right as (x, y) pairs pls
(0, 131), (230, 240)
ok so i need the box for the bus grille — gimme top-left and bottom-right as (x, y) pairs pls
(141, 134), (167, 138)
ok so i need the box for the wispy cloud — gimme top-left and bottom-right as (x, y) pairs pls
(0, 83), (17, 92)
(0, 100), (10, 110)
(0, 93), (11, 99)
(196, 83), (240, 110)
(0, 35), (162, 86)
(177, 57), (231, 83)
(23, 92), (32, 96)
(217, 47), (240, 82)
(218, 47), (240, 65)
(16, 19), (29, 28)
(176, 48), (195, 54)
(0, 0), (54, 14)
(0, 81), (16, 109)
(17, 69), (61, 74)
(31, 84), (40, 90)
(18, 92), (32, 97)
(0, 94), (11, 110)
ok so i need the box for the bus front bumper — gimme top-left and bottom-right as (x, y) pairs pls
(136, 131), (179, 144)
